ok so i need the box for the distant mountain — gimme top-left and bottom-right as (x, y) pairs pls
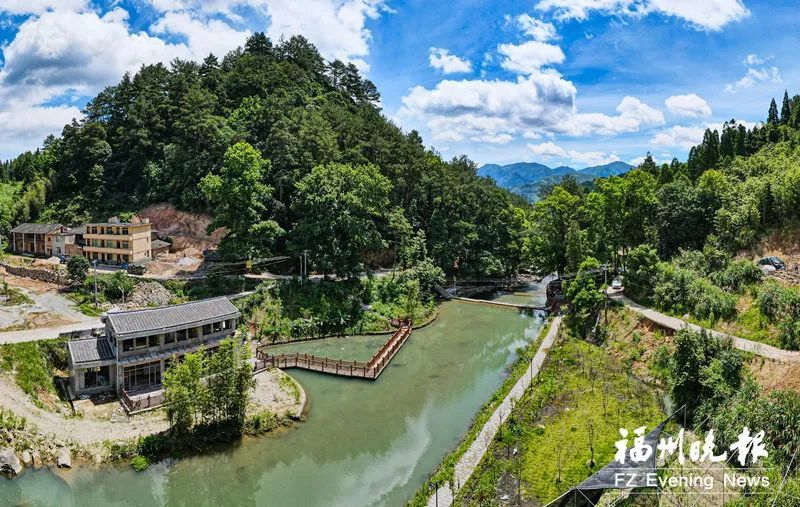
(478, 161), (634, 202)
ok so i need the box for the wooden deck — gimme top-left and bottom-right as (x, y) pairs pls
(254, 321), (413, 380)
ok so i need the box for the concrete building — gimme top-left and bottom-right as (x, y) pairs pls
(10, 223), (63, 256)
(83, 217), (152, 264)
(67, 297), (241, 410)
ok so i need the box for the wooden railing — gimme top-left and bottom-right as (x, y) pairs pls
(121, 388), (165, 413)
(255, 320), (413, 380)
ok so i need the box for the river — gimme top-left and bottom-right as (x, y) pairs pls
(0, 287), (546, 506)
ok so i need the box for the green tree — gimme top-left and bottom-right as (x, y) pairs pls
(291, 163), (390, 278)
(669, 329), (742, 425)
(564, 257), (605, 337)
(199, 141), (284, 260)
(768, 98), (780, 125)
(66, 255), (90, 284)
(163, 351), (205, 438)
(625, 244), (659, 302)
(781, 90), (792, 125)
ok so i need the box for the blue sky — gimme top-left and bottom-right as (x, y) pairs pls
(0, 0), (795, 167)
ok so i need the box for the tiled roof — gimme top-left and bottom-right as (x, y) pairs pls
(106, 297), (240, 337)
(68, 337), (115, 364)
(10, 223), (62, 234)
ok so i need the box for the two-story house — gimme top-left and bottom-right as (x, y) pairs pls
(10, 223), (63, 256)
(67, 297), (241, 411)
(82, 217), (152, 264)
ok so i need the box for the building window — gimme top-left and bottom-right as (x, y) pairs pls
(164, 332), (176, 344)
(148, 335), (160, 347)
(121, 241), (129, 249)
(123, 361), (161, 392)
(135, 336), (148, 350)
(202, 324), (213, 335)
(177, 329), (188, 342)
(122, 227), (129, 235)
(83, 366), (110, 389)
(188, 327), (199, 339)
(122, 339), (134, 352)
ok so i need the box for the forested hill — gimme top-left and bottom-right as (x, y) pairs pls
(528, 90), (800, 276)
(478, 161), (633, 202)
(0, 33), (528, 278)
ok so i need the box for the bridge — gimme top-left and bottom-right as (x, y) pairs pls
(254, 320), (413, 379)
(449, 296), (549, 312)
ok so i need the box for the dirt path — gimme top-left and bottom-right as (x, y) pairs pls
(0, 367), (306, 447)
(607, 289), (800, 363)
(0, 376), (168, 445)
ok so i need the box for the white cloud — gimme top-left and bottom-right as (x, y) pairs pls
(513, 14), (557, 42)
(498, 41), (565, 74)
(665, 93), (712, 118)
(0, 104), (81, 158)
(428, 48), (472, 74)
(146, 0), (388, 70)
(400, 71), (663, 145)
(0, 7), (193, 157)
(528, 141), (620, 166)
(650, 120), (755, 150)
(650, 125), (706, 149)
(744, 53), (763, 65)
(535, 0), (749, 31)
(151, 12), (251, 59)
(725, 66), (782, 93)
(0, 0), (87, 14)
(630, 154), (671, 165)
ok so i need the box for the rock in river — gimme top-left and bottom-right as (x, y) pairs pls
(0, 448), (22, 476)
(57, 447), (71, 469)
(20, 449), (32, 468)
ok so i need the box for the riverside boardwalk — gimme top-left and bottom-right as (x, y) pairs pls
(254, 320), (413, 379)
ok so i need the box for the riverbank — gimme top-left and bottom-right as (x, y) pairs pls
(0, 367), (305, 477)
(408, 314), (555, 507)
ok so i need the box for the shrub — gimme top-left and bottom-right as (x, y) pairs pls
(131, 455), (150, 472)
(687, 278), (737, 321)
(137, 433), (169, 459)
(710, 259), (763, 292)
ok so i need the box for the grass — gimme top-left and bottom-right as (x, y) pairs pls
(0, 338), (68, 409)
(277, 372), (301, 404)
(685, 292), (781, 348)
(0, 285), (34, 306)
(406, 317), (553, 507)
(455, 337), (665, 505)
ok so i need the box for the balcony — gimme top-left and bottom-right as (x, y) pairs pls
(121, 386), (164, 413)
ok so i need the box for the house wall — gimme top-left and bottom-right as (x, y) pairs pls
(83, 223), (152, 263)
(111, 317), (238, 394)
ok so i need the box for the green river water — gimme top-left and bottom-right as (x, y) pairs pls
(1, 288), (546, 507)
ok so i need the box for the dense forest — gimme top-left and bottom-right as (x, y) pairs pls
(530, 89), (800, 276)
(0, 33), (525, 278)
(4, 31), (800, 281)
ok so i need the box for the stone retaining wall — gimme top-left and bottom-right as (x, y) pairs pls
(0, 263), (67, 286)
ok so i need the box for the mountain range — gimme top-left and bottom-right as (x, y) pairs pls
(477, 161), (634, 201)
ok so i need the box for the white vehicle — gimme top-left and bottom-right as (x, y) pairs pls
(611, 276), (624, 290)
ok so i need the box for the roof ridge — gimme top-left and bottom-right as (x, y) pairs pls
(106, 296), (230, 316)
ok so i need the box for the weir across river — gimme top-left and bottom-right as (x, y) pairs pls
(254, 320), (413, 379)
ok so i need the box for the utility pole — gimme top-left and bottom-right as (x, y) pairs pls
(92, 259), (98, 309)
(302, 250), (309, 283)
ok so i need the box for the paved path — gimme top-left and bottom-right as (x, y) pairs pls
(0, 320), (102, 345)
(427, 316), (562, 507)
(607, 289), (800, 363)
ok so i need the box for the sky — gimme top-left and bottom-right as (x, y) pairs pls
(0, 0), (796, 167)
